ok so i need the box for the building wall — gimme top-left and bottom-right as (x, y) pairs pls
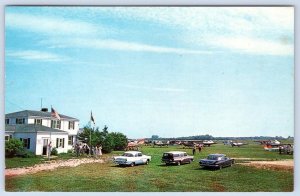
(13, 132), (37, 154)
(36, 132), (69, 155)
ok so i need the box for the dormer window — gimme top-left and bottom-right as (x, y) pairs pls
(34, 119), (42, 125)
(16, 118), (25, 124)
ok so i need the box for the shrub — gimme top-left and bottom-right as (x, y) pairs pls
(67, 149), (73, 154)
(5, 139), (24, 158)
(51, 148), (58, 155)
(16, 149), (36, 158)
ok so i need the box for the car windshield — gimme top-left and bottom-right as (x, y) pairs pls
(122, 153), (134, 157)
(207, 155), (222, 160)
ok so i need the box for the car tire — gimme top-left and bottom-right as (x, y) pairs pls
(130, 162), (135, 167)
(177, 161), (181, 166)
(166, 163), (170, 166)
(145, 160), (149, 165)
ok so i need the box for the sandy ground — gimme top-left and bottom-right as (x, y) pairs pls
(5, 158), (104, 177)
(238, 160), (294, 171)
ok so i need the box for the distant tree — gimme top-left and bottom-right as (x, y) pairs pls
(110, 132), (128, 150)
(102, 133), (114, 153)
(77, 125), (128, 153)
(5, 138), (24, 157)
(151, 135), (159, 140)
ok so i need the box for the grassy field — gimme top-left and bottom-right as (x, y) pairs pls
(5, 143), (293, 192)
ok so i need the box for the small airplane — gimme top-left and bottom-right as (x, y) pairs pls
(126, 141), (140, 151)
(230, 141), (247, 147)
(202, 140), (217, 147)
(153, 140), (169, 147)
(255, 139), (281, 145)
(181, 141), (196, 148)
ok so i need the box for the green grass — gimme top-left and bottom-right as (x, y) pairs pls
(5, 143), (293, 192)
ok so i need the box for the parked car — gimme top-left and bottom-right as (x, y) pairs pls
(199, 154), (234, 169)
(161, 151), (194, 166)
(113, 151), (151, 167)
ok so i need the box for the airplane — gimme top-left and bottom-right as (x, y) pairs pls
(255, 139), (281, 145)
(230, 141), (248, 147)
(153, 140), (169, 147)
(201, 140), (217, 147)
(181, 141), (197, 148)
(126, 141), (140, 151)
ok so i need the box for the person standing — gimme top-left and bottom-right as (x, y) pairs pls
(198, 145), (202, 152)
(192, 146), (196, 155)
(75, 143), (80, 157)
(99, 145), (102, 156)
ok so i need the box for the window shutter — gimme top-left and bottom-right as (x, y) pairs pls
(56, 138), (59, 148)
(62, 138), (65, 148)
(27, 138), (30, 149)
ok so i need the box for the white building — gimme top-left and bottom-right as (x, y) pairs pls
(5, 109), (79, 155)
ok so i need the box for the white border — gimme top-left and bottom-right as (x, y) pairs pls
(0, 1), (298, 196)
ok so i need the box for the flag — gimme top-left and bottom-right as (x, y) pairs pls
(91, 111), (95, 125)
(51, 107), (61, 120)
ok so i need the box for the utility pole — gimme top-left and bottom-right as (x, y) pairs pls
(40, 98), (43, 110)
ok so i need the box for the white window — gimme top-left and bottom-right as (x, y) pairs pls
(34, 119), (43, 125)
(16, 118), (25, 124)
(51, 120), (61, 129)
(68, 136), (74, 145)
(68, 121), (75, 130)
(56, 138), (65, 148)
(5, 136), (9, 141)
(5, 119), (9, 125)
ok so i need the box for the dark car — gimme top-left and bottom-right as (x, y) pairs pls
(199, 154), (234, 169)
(161, 151), (194, 166)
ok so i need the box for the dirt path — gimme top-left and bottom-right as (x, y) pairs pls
(5, 158), (104, 177)
(238, 160), (293, 171)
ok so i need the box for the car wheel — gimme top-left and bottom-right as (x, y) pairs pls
(130, 162), (135, 167)
(166, 163), (170, 166)
(145, 160), (149, 165)
(177, 161), (181, 166)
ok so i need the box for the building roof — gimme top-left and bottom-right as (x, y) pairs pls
(5, 110), (79, 121)
(5, 124), (68, 133)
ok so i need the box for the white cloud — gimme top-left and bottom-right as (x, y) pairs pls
(6, 50), (65, 62)
(60, 38), (213, 55)
(5, 13), (105, 36)
(207, 36), (293, 56)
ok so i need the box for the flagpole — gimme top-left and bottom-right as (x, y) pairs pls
(89, 123), (92, 157)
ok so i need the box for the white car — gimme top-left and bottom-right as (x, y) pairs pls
(113, 151), (151, 167)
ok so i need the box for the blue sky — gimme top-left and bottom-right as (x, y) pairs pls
(5, 7), (294, 138)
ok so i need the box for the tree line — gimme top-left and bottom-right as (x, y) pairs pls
(77, 125), (128, 153)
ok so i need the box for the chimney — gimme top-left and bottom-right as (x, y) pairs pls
(41, 108), (48, 112)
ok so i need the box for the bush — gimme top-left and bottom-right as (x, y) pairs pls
(16, 149), (36, 158)
(67, 149), (73, 154)
(5, 139), (24, 158)
(51, 148), (58, 155)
